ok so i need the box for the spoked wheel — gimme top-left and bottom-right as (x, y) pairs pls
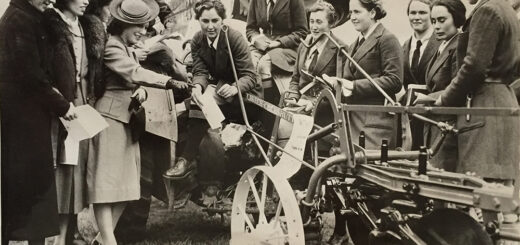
(231, 166), (305, 245)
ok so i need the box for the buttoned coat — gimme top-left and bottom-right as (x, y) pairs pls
(423, 34), (459, 172)
(438, 0), (520, 179)
(95, 35), (170, 124)
(0, 0), (71, 239)
(246, 0), (308, 71)
(343, 24), (403, 149)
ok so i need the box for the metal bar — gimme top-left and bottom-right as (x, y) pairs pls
(362, 150), (421, 161)
(324, 33), (397, 105)
(342, 104), (520, 116)
(247, 129), (316, 171)
(301, 154), (348, 223)
(222, 26), (272, 167)
(306, 123), (336, 143)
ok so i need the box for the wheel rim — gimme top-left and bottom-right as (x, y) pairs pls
(231, 166), (305, 245)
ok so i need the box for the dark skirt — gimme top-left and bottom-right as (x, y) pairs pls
(456, 84), (520, 179)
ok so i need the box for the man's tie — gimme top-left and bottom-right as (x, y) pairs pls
(411, 40), (422, 79)
(267, 0), (274, 22)
(308, 49), (319, 73)
(352, 37), (365, 55)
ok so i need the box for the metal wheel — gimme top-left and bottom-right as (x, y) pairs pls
(230, 166), (305, 245)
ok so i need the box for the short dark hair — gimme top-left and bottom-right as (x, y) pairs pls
(193, 0), (226, 20)
(107, 19), (145, 35)
(431, 0), (466, 28)
(308, 1), (337, 26)
(407, 0), (432, 14)
(357, 0), (387, 20)
(85, 0), (112, 17)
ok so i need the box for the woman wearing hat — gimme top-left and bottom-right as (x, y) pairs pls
(86, 0), (188, 244)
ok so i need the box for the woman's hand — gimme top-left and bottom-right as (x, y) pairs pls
(324, 75), (354, 97)
(62, 102), (78, 121)
(191, 84), (204, 107)
(267, 40), (282, 49)
(132, 88), (147, 103)
(217, 83), (238, 98)
(134, 47), (150, 61)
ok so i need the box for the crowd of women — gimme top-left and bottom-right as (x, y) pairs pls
(1, 0), (520, 244)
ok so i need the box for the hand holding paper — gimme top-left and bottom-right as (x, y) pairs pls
(60, 105), (109, 141)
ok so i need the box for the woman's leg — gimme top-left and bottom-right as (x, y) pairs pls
(52, 214), (70, 245)
(111, 202), (127, 229)
(93, 203), (116, 245)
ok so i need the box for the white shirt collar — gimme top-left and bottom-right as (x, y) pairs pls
(359, 22), (381, 40)
(207, 31), (220, 49)
(266, 0), (276, 4)
(437, 32), (458, 55)
(411, 28), (433, 45)
(307, 34), (328, 59)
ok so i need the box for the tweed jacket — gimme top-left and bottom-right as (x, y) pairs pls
(288, 33), (347, 99)
(343, 24), (404, 149)
(96, 35), (170, 123)
(246, 0), (307, 50)
(402, 34), (440, 88)
(442, 0), (520, 179)
(191, 27), (262, 98)
(425, 34), (459, 94)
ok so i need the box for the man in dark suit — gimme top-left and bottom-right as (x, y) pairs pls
(402, 0), (441, 150)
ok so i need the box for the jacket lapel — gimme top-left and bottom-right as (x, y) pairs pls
(313, 38), (338, 74)
(351, 24), (384, 62)
(199, 35), (215, 69)
(299, 36), (311, 72)
(463, 0), (490, 30)
(271, 0), (289, 19)
(214, 31), (229, 72)
(403, 38), (412, 68)
(418, 37), (439, 70)
(426, 35), (458, 83)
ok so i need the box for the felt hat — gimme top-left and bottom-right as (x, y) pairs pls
(109, 0), (159, 25)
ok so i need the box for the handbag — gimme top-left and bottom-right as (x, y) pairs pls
(128, 96), (146, 142)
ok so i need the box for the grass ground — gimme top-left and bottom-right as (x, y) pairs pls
(72, 197), (336, 245)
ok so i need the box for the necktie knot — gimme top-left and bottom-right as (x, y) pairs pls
(416, 40), (422, 49)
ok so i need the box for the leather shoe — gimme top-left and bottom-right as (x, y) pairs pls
(164, 157), (196, 179)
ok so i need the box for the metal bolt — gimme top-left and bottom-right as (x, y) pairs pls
(473, 195), (481, 205)
(493, 198), (501, 209)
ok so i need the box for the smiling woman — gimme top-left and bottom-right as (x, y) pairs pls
(42, 0), (104, 242)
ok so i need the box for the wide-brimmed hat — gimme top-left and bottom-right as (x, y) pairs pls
(109, 0), (159, 25)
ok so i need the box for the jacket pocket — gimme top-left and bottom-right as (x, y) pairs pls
(95, 93), (131, 124)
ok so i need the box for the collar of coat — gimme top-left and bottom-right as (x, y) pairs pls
(463, 0), (491, 30)
(43, 9), (106, 61)
(11, 0), (43, 18)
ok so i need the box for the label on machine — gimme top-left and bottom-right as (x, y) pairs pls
(274, 114), (314, 178)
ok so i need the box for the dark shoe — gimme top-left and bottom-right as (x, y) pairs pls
(164, 157), (196, 179)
